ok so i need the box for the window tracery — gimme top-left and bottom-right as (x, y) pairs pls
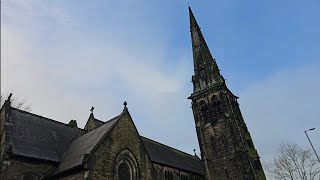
(199, 101), (210, 124)
(180, 173), (189, 180)
(211, 95), (224, 119)
(115, 149), (138, 180)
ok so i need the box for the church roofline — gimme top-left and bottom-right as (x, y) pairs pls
(141, 136), (199, 160)
(11, 107), (85, 132)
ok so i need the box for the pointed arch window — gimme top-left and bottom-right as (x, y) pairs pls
(164, 169), (173, 180)
(211, 95), (224, 119)
(199, 101), (210, 124)
(115, 150), (138, 180)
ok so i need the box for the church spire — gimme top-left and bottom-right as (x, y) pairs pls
(189, 7), (266, 180)
(189, 7), (224, 92)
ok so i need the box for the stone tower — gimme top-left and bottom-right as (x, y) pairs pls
(188, 7), (266, 180)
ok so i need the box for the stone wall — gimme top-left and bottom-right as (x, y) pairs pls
(87, 111), (156, 179)
(2, 157), (55, 180)
(58, 169), (86, 180)
(0, 106), (7, 180)
(153, 163), (204, 180)
(84, 117), (97, 132)
(192, 89), (266, 180)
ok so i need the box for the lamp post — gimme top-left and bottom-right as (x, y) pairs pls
(304, 128), (320, 163)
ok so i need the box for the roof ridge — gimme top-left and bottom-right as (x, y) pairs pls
(12, 107), (85, 132)
(141, 136), (198, 160)
(105, 115), (120, 123)
(94, 118), (104, 123)
(94, 114), (120, 124)
(74, 114), (121, 142)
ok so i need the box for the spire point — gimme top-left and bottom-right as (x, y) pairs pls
(189, 9), (224, 92)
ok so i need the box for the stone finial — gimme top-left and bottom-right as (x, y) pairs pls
(193, 148), (196, 155)
(8, 93), (12, 101)
(89, 106), (95, 118)
(123, 101), (127, 109)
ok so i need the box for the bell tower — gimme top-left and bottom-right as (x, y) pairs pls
(188, 7), (266, 180)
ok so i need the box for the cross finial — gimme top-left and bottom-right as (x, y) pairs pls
(8, 93), (12, 101)
(123, 101), (127, 109)
(90, 106), (94, 114)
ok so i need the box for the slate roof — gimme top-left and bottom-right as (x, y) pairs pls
(93, 118), (104, 127)
(6, 108), (84, 162)
(141, 137), (204, 175)
(4, 107), (204, 176)
(52, 115), (121, 175)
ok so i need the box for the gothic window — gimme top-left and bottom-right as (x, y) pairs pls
(115, 150), (138, 180)
(118, 161), (131, 180)
(164, 170), (168, 179)
(211, 95), (224, 119)
(164, 169), (173, 180)
(199, 101), (210, 124)
(198, 65), (205, 78)
(180, 173), (189, 180)
(22, 173), (38, 180)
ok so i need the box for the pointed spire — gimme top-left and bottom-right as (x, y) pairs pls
(189, 7), (224, 92)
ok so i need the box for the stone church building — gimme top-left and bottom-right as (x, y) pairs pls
(0, 7), (266, 180)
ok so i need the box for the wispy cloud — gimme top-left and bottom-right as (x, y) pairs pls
(1, 0), (198, 154)
(2, 0), (319, 161)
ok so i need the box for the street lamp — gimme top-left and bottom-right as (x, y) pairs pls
(304, 128), (320, 163)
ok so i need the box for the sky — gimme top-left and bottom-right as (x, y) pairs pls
(1, 0), (320, 166)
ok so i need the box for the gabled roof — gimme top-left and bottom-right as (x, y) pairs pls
(141, 137), (204, 175)
(93, 118), (104, 127)
(51, 113), (122, 175)
(94, 116), (119, 128)
(4, 106), (204, 176)
(6, 108), (84, 162)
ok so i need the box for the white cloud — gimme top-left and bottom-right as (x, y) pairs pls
(1, 0), (198, 155)
(5, 0), (319, 163)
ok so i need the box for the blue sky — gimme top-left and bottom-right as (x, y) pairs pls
(2, 0), (320, 168)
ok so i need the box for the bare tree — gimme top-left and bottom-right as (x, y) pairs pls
(0, 93), (31, 112)
(266, 143), (320, 180)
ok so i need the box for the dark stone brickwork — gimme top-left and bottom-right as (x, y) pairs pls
(87, 111), (156, 179)
(84, 118), (97, 132)
(1, 157), (55, 180)
(58, 170), (86, 180)
(153, 163), (204, 180)
(191, 90), (266, 180)
(0, 106), (8, 180)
